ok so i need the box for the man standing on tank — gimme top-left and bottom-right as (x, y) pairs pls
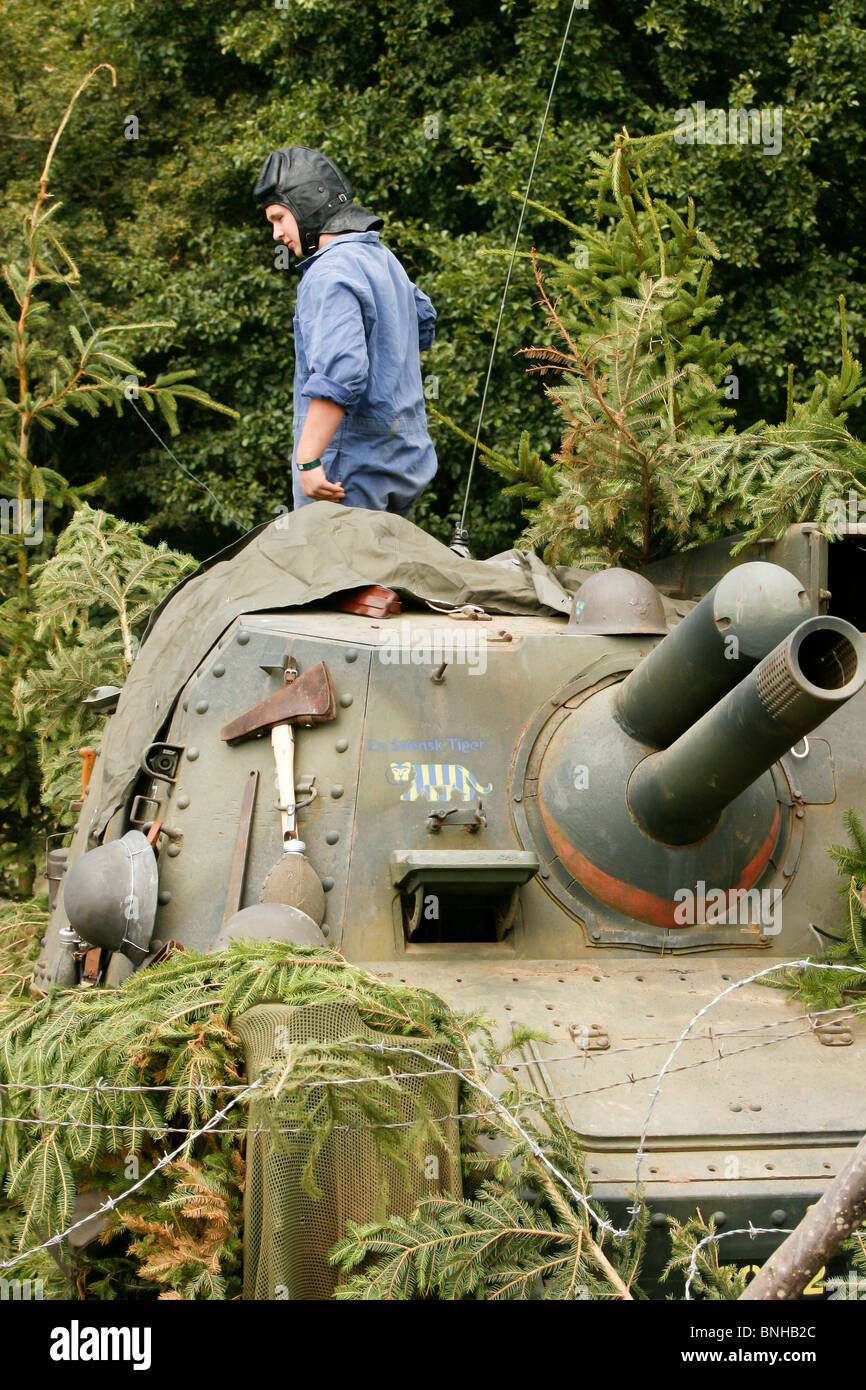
(253, 146), (438, 517)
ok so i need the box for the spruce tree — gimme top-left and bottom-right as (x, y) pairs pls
(0, 67), (234, 894)
(475, 131), (866, 569)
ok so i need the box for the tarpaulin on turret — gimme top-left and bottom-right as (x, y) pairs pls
(90, 504), (601, 837)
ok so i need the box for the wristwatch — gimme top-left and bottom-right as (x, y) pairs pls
(298, 457), (323, 472)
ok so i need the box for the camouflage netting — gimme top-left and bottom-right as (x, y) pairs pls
(235, 1002), (461, 1299)
(0, 936), (473, 1300)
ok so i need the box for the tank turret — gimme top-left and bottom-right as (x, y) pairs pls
(527, 565), (866, 932)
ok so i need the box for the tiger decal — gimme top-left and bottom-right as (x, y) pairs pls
(385, 762), (493, 802)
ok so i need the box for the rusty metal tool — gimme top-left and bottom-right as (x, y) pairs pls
(220, 661), (335, 745)
(221, 658), (336, 853)
(220, 770), (259, 927)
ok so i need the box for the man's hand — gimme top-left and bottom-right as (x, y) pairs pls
(299, 464), (345, 501)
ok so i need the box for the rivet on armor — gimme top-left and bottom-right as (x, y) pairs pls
(771, 1209), (787, 1226)
(213, 663), (226, 677)
(336, 739), (348, 752)
(710, 1211), (727, 1227)
(330, 785), (344, 799)
(187, 748), (199, 761)
(345, 650), (359, 663)
(339, 692), (353, 708)
(167, 843), (181, 858)
(196, 700), (209, 714)
(237, 631), (250, 645)
(177, 793), (190, 809)
(322, 877), (335, 892)
(326, 831), (340, 845)
(158, 890), (171, 905)
(182, 699), (189, 712)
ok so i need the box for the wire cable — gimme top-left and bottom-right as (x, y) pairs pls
(459, 0), (581, 532)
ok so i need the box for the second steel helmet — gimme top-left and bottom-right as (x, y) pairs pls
(567, 569), (668, 636)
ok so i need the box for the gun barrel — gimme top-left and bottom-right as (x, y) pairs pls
(615, 562), (810, 748)
(627, 616), (866, 846)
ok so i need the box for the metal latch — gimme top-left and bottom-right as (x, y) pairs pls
(130, 793), (162, 827)
(141, 743), (184, 783)
(569, 1022), (610, 1051)
(811, 1016), (854, 1047)
(426, 799), (487, 832)
(294, 774), (317, 811)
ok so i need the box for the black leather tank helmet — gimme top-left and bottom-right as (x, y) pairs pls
(253, 145), (383, 256)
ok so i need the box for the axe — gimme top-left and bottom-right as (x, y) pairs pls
(221, 659), (336, 850)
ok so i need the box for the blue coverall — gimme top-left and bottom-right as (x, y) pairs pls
(292, 230), (438, 516)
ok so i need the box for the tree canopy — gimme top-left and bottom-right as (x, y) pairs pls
(2, 0), (865, 557)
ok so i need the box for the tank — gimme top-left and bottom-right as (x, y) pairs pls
(30, 504), (866, 1295)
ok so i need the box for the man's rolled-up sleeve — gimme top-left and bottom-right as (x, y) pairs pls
(413, 283), (437, 351)
(299, 276), (369, 409)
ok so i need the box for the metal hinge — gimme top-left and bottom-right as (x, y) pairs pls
(569, 1022), (610, 1051)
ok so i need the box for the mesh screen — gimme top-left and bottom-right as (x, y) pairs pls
(233, 1002), (463, 1300)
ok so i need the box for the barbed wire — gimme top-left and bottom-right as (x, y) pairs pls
(0, 1015), (818, 1128)
(683, 1225), (794, 1301)
(0, 1066), (274, 1275)
(0, 999), (858, 1096)
(630, 959), (866, 1221)
(1, 958), (863, 1288)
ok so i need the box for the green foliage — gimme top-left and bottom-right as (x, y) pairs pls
(479, 133), (866, 567)
(3, 1), (866, 558)
(331, 1055), (646, 1300)
(761, 811), (866, 1028)
(767, 808), (866, 1012)
(0, 938), (475, 1299)
(0, 927), (647, 1300)
(0, 898), (47, 1005)
(14, 505), (194, 821)
(0, 67), (231, 894)
(475, 130), (736, 565)
(826, 1228), (866, 1299)
(663, 1210), (749, 1300)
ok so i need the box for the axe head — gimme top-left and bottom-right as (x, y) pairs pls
(221, 661), (336, 745)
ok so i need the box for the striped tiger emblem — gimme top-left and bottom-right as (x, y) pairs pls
(385, 762), (493, 802)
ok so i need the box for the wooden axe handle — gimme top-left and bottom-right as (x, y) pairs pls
(271, 724), (296, 844)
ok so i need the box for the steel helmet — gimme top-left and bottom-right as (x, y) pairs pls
(210, 902), (326, 952)
(567, 569), (668, 635)
(252, 146), (383, 257)
(63, 830), (158, 959)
